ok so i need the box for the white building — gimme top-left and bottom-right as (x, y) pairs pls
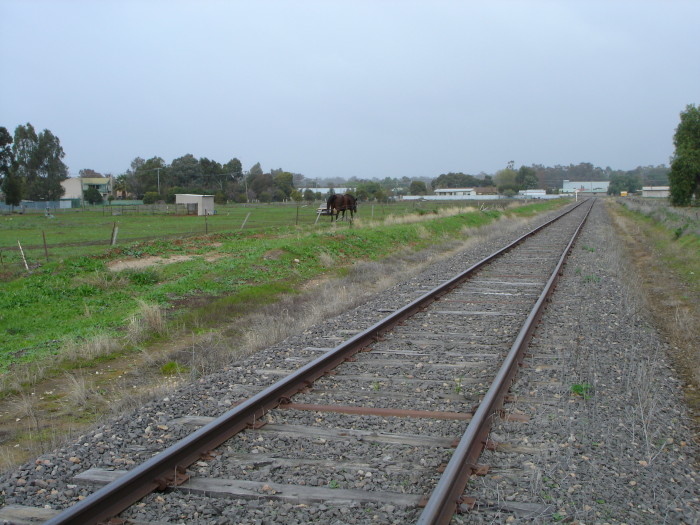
(433, 188), (476, 197)
(562, 180), (609, 194)
(642, 186), (670, 198)
(519, 189), (547, 198)
(175, 194), (215, 215)
(61, 176), (114, 201)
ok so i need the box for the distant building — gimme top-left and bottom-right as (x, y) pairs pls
(641, 186), (670, 198)
(433, 188), (476, 197)
(175, 194), (215, 215)
(562, 180), (609, 194)
(61, 175), (114, 202)
(519, 189), (547, 198)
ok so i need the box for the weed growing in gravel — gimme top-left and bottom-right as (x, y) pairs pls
(582, 245), (596, 252)
(328, 480), (339, 489)
(453, 377), (463, 394)
(570, 382), (593, 399)
(160, 361), (189, 376)
(371, 381), (380, 392)
(582, 274), (601, 284)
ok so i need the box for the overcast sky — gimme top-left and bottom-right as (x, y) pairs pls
(1, 1), (698, 180)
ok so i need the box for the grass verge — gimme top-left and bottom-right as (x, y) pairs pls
(0, 199), (568, 470)
(608, 199), (700, 427)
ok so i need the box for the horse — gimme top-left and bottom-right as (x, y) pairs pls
(326, 193), (358, 222)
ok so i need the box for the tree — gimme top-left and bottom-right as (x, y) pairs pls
(223, 158), (243, 180)
(0, 127), (19, 207)
(84, 186), (104, 204)
(11, 124), (68, 201)
(494, 168), (519, 195)
(134, 157), (167, 197)
(273, 170), (294, 199)
(607, 172), (641, 195)
(0, 126), (13, 186)
(409, 180), (428, 194)
(669, 104), (700, 206)
(11, 123), (39, 199)
(431, 172), (483, 189)
(516, 166), (539, 189)
(113, 174), (128, 198)
(36, 129), (68, 200)
(79, 168), (103, 178)
(249, 162), (263, 178)
(2, 173), (22, 208)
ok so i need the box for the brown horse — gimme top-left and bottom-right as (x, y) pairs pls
(326, 193), (358, 221)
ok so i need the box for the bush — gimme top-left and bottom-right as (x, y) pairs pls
(143, 192), (160, 204)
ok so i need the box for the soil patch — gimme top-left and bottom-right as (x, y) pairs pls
(107, 253), (224, 271)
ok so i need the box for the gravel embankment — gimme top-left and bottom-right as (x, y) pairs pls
(0, 200), (697, 524)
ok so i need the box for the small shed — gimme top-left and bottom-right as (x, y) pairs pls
(641, 186), (670, 198)
(175, 194), (215, 216)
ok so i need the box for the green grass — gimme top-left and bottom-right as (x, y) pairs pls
(0, 199), (569, 374)
(615, 201), (700, 291)
(0, 201), (492, 261)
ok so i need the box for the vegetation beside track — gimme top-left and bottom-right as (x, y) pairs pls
(608, 198), (700, 427)
(0, 199), (569, 469)
(0, 199), (566, 380)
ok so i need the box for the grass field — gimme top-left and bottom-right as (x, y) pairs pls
(0, 199), (568, 382)
(0, 200), (504, 267)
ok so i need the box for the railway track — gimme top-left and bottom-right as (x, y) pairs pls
(11, 199), (594, 524)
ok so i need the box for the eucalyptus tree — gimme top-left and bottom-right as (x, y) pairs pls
(669, 104), (700, 206)
(1, 127), (21, 208)
(0, 126), (12, 183)
(11, 123), (68, 201)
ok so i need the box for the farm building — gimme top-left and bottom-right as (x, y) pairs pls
(433, 188), (476, 197)
(175, 194), (215, 215)
(642, 186), (670, 198)
(519, 189), (547, 198)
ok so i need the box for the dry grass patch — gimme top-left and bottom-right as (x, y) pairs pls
(126, 300), (168, 344)
(607, 200), (700, 430)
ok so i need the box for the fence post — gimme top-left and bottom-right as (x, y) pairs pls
(111, 222), (119, 245)
(17, 241), (29, 272)
(42, 230), (49, 261)
(240, 212), (251, 230)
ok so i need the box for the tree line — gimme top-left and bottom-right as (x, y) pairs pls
(3, 108), (698, 207)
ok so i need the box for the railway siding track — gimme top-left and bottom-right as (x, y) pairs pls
(17, 199), (590, 525)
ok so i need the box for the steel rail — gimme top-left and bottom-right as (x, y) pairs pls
(45, 199), (588, 525)
(416, 199), (594, 525)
